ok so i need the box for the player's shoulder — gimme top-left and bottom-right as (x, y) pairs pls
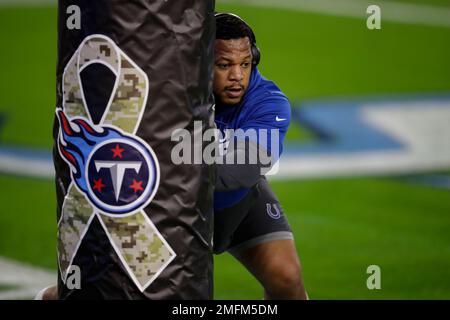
(244, 69), (291, 119)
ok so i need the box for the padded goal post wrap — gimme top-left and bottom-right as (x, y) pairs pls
(54, 0), (215, 299)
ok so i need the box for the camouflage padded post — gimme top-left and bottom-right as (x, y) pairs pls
(54, 0), (215, 299)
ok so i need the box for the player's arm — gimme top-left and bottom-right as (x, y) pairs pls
(215, 139), (262, 191)
(215, 97), (291, 191)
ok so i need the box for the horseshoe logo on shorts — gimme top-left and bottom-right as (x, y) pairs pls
(266, 203), (281, 219)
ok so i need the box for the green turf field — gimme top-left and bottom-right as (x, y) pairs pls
(0, 1), (449, 299)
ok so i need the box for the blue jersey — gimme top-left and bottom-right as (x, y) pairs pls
(214, 68), (291, 210)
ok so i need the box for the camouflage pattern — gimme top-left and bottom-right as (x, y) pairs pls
(58, 35), (174, 291)
(58, 184), (94, 278)
(77, 38), (120, 73)
(63, 53), (88, 119)
(104, 59), (148, 133)
(99, 211), (175, 288)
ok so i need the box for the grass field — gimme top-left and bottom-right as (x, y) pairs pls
(0, 1), (449, 299)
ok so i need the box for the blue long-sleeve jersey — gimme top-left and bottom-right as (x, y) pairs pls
(214, 68), (291, 210)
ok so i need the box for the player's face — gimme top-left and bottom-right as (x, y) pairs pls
(214, 37), (252, 106)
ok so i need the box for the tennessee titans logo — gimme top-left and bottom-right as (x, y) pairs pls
(56, 109), (159, 216)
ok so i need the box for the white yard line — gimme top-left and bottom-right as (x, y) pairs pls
(0, 153), (54, 180)
(221, 0), (450, 28)
(2, 0), (450, 28)
(0, 257), (55, 300)
(270, 102), (450, 180)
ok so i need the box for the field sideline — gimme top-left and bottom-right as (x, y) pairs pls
(0, 1), (449, 299)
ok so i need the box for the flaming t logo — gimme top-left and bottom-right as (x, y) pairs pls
(57, 109), (158, 216)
